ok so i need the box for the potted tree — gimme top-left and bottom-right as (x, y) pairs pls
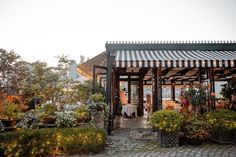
(40, 104), (57, 124)
(0, 103), (24, 127)
(150, 110), (184, 147)
(182, 116), (210, 145)
(184, 84), (207, 115)
(73, 105), (91, 123)
(205, 109), (236, 143)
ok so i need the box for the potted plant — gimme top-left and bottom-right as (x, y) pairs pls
(55, 111), (76, 127)
(150, 110), (184, 147)
(205, 109), (236, 143)
(16, 110), (40, 130)
(89, 93), (105, 112)
(73, 105), (91, 123)
(40, 104), (57, 124)
(182, 116), (210, 145)
(0, 103), (24, 127)
(184, 84), (207, 115)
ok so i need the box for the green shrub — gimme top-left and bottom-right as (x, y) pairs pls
(205, 109), (236, 131)
(182, 116), (210, 140)
(0, 128), (106, 156)
(73, 105), (90, 119)
(150, 110), (184, 133)
(40, 104), (57, 118)
(2, 103), (23, 120)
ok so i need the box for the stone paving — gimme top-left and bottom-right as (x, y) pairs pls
(87, 128), (236, 157)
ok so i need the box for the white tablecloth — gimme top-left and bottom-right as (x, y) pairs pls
(122, 104), (138, 117)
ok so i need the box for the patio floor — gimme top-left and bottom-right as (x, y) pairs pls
(114, 110), (151, 129)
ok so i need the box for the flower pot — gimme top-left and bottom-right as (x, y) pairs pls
(1, 119), (20, 127)
(77, 117), (90, 123)
(159, 131), (179, 147)
(41, 117), (56, 124)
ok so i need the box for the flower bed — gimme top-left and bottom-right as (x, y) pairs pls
(0, 128), (106, 156)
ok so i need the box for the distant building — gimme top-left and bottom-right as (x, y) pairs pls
(77, 52), (107, 83)
(67, 60), (79, 80)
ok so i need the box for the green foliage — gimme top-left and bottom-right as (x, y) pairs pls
(88, 93), (105, 112)
(91, 93), (105, 102)
(205, 109), (236, 131)
(150, 110), (184, 133)
(184, 84), (207, 106)
(74, 80), (104, 104)
(2, 103), (23, 120)
(221, 77), (236, 100)
(40, 104), (57, 118)
(0, 128), (106, 156)
(73, 105), (90, 119)
(0, 49), (29, 94)
(182, 116), (210, 140)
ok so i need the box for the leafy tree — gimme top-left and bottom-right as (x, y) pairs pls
(21, 55), (80, 108)
(0, 49), (29, 95)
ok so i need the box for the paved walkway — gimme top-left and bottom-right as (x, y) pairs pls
(88, 128), (236, 157)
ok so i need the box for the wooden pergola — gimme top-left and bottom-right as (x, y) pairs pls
(78, 41), (236, 134)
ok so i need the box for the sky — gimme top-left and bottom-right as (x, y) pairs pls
(0, 0), (236, 66)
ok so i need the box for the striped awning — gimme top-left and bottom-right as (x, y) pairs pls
(115, 50), (236, 68)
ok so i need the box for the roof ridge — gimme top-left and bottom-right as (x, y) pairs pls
(106, 41), (236, 44)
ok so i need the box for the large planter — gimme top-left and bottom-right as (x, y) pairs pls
(186, 138), (203, 145)
(1, 119), (20, 127)
(212, 131), (235, 144)
(41, 117), (56, 124)
(159, 131), (179, 147)
(77, 116), (91, 123)
(234, 130), (236, 143)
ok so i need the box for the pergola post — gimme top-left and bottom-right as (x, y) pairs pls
(112, 68), (118, 115)
(128, 76), (131, 103)
(152, 68), (158, 112)
(138, 69), (144, 116)
(157, 67), (162, 110)
(210, 67), (216, 109)
(171, 79), (175, 101)
(208, 67), (216, 110)
(93, 65), (96, 94)
(106, 52), (115, 135)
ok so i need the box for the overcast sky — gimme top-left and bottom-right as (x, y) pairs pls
(0, 0), (236, 66)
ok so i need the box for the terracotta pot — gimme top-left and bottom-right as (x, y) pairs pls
(77, 116), (91, 123)
(1, 119), (20, 127)
(41, 117), (56, 124)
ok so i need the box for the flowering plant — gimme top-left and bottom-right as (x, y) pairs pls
(205, 109), (236, 131)
(16, 110), (40, 130)
(150, 110), (184, 133)
(87, 93), (105, 112)
(55, 111), (76, 127)
(182, 116), (210, 140)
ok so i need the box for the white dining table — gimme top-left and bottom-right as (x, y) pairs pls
(121, 104), (138, 117)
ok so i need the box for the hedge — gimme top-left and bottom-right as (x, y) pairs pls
(0, 128), (106, 156)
